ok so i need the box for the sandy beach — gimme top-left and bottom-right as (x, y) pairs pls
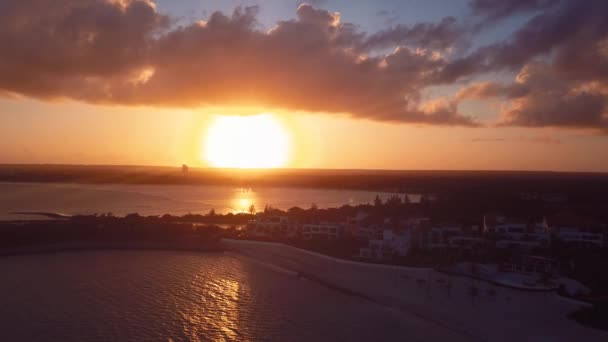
(222, 239), (608, 342)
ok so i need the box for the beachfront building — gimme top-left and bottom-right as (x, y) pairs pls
(502, 255), (559, 275)
(416, 223), (485, 251)
(382, 229), (412, 256)
(345, 211), (369, 227)
(345, 212), (411, 241)
(402, 217), (432, 228)
(348, 213), (430, 241)
(483, 215), (528, 237)
(345, 212), (378, 239)
(358, 240), (391, 260)
(554, 230), (604, 247)
(448, 236), (486, 250)
(483, 214), (550, 249)
(358, 229), (411, 260)
(419, 225), (461, 251)
(543, 213), (605, 248)
(247, 215), (298, 239)
(301, 222), (344, 239)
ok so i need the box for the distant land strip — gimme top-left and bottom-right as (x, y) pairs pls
(1, 164), (608, 194)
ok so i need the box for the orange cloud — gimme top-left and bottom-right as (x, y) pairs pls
(2, 0), (608, 131)
(0, 1), (477, 126)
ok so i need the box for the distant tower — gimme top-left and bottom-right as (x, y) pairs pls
(182, 164), (189, 175)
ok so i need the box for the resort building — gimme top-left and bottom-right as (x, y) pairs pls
(502, 255), (559, 276)
(419, 225), (462, 251)
(448, 236), (486, 250)
(247, 215), (298, 239)
(358, 229), (411, 260)
(301, 222), (344, 239)
(483, 215), (550, 249)
(543, 213), (605, 248)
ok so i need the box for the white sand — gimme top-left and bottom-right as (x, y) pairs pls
(223, 239), (608, 342)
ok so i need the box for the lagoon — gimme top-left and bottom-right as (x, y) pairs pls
(0, 182), (418, 220)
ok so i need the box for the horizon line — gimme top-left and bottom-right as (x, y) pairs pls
(1, 162), (607, 175)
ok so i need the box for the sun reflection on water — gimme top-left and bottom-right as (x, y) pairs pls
(179, 268), (250, 342)
(237, 198), (251, 210)
(232, 188), (256, 213)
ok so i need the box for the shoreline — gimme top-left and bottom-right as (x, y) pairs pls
(1, 238), (603, 340)
(436, 268), (557, 293)
(222, 238), (575, 295)
(221, 238), (607, 342)
(0, 237), (588, 297)
(0, 240), (223, 258)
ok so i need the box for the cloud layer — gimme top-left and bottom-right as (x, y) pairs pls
(456, 0), (608, 131)
(0, 0), (607, 131)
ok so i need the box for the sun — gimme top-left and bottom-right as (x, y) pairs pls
(204, 114), (290, 168)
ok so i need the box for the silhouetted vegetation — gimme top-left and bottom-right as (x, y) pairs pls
(0, 214), (225, 255)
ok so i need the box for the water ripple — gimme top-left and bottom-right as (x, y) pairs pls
(0, 251), (422, 341)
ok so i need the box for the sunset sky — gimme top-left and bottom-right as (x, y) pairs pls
(1, 0), (608, 171)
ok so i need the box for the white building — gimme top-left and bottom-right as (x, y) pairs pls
(382, 229), (411, 256)
(483, 215), (527, 237)
(448, 236), (485, 250)
(301, 222), (344, 239)
(352, 223), (383, 240)
(345, 212), (379, 239)
(483, 215), (550, 249)
(247, 215), (297, 238)
(359, 229), (411, 260)
(555, 229), (604, 247)
(544, 214), (605, 248)
(420, 225), (462, 250)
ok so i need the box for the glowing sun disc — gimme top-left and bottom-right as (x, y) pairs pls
(204, 114), (289, 168)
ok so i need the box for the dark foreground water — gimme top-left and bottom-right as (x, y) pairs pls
(0, 251), (415, 342)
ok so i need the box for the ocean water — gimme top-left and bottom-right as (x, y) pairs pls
(0, 251), (415, 342)
(0, 182), (419, 219)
